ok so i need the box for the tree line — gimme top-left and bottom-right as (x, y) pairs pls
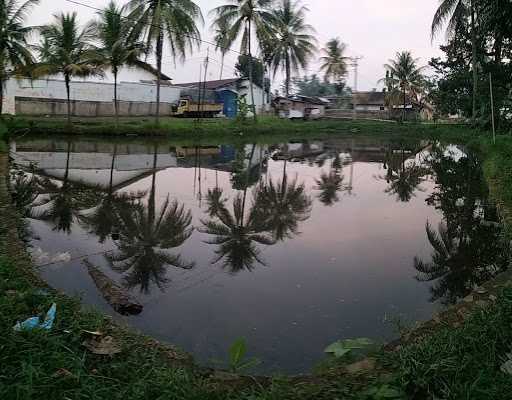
(1, 0), (510, 127)
(0, 0), (349, 125)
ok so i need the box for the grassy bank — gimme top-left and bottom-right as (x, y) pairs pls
(2, 120), (512, 399)
(5, 115), (487, 144)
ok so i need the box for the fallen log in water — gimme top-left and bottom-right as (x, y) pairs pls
(83, 259), (143, 316)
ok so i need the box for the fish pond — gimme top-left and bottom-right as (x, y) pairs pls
(8, 136), (509, 374)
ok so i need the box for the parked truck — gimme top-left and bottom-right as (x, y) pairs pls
(174, 98), (224, 118)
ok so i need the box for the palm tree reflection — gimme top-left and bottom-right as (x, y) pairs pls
(200, 193), (275, 274)
(256, 173), (312, 241)
(107, 147), (194, 294)
(382, 146), (427, 202)
(30, 142), (98, 233)
(415, 146), (509, 304)
(316, 153), (346, 206)
(79, 145), (145, 243)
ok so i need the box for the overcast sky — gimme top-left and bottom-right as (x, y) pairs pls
(28, 0), (445, 91)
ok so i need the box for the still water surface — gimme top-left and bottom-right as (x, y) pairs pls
(9, 136), (509, 374)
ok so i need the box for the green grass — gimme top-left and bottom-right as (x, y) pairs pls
(5, 115), (489, 143)
(391, 288), (512, 399)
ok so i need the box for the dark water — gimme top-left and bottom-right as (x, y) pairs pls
(9, 136), (509, 374)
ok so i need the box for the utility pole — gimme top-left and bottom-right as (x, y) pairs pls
(351, 56), (363, 120)
(489, 72), (496, 144)
(196, 64), (202, 123)
(201, 48), (210, 119)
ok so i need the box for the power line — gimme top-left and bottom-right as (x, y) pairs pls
(63, 0), (244, 56)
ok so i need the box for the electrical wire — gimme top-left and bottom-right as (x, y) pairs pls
(63, 0), (244, 56)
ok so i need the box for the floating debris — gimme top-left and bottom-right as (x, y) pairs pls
(83, 260), (143, 316)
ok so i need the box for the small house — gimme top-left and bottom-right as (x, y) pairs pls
(273, 95), (328, 118)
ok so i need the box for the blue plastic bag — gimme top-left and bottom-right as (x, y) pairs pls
(14, 303), (57, 332)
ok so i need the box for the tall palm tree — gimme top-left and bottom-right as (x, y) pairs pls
(211, 0), (273, 121)
(35, 13), (102, 125)
(95, 1), (144, 123)
(0, 0), (39, 114)
(213, 18), (230, 80)
(107, 147), (195, 294)
(126, 0), (202, 125)
(320, 38), (349, 92)
(267, 0), (316, 97)
(431, 0), (477, 121)
(382, 51), (426, 122)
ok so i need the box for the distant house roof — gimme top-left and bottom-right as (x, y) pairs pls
(351, 91), (386, 106)
(174, 78), (240, 90)
(133, 61), (172, 81)
(275, 95), (328, 105)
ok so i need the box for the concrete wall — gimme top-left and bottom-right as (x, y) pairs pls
(237, 79), (270, 114)
(3, 78), (181, 116)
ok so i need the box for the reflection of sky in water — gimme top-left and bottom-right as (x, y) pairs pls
(12, 137), (489, 374)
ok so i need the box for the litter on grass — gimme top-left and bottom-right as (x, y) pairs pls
(14, 303), (57, 331)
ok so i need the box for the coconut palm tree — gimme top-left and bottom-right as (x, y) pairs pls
(0, 0), (39, 114)
(107, 147), (195, 294)
(320, 38), (349, 93)
(382, 51), (426, 122)
(431, 0), (478, 121)
(35, 13), (103, 125)
(267, 0), (316, 97)
(95, 1), (145, 123)
(213, 18), (230, 80)
(126, 0), (202, 125)
(211, 0), (274, 121)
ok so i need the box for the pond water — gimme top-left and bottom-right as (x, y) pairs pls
(8, 136), (509, 374)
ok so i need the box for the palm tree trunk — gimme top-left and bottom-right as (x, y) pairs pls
(220, 54), (225, 80)
(149, 145), (158, 225)
(247, 21), (257, 122)
(109, 144), (117, 194)
(470, 2), (477, 122)
(241, 144), (257, 223)
(402, 86), (406, 123)
(155, 31), (164, 125)
(113, 68), (119, 125)
(65, 74), (71, 126)
(0, 79), (4, 115)
(285, 54), (291, 97)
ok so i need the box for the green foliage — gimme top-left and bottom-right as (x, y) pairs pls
(227, 338), (260, 373)
(235, 55), (266, 88)
(236, 94), (252, 122)
(266, 0), (317, 96)
(292, 74), (346, 98)
(320, 38), (349, 90)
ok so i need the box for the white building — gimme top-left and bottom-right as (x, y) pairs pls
(2, 62), (180, 116)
